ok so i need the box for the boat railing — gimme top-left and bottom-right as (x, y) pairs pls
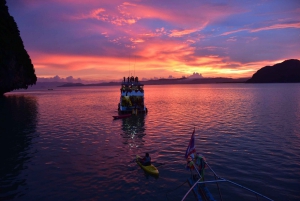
(181, 161), (274, 201)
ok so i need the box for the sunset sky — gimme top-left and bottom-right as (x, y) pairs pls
(6, 0), (300, 83)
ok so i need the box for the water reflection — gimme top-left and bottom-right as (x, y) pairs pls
(0, 95), (38, 200)
(120, 114), (146, 148)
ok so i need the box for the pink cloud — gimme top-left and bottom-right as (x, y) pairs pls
(251, 22), (300, 32)
(130, 38), (145, 43)
(221, 22), (300, 36)
(169, 26), (206, 37)
(220, 29), (248, 36)
(72, 3), (140, 26)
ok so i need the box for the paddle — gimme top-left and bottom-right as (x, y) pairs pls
(130, 158), (164, 167)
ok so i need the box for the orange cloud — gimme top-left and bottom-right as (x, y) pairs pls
(169, 28), (200, 37)
(74, 8), (106, 20)
(73, 5), (140, 26)
(130, 38), (145, 43)
(169, 22), (208, 37)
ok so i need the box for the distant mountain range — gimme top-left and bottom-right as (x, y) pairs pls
(33, 59), (300, 89)
(58, 77), (249, 87)
(58, 59), (300, 87)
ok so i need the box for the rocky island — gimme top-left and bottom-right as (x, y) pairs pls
(246, 59), (300, 83)
(0, 0), (37, 95)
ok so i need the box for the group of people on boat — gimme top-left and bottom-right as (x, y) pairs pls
(119, 76), (147, 114)
(123, 76), (139, 83)
(186, 153), (206, 180)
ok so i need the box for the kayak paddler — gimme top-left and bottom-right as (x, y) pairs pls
(139, 153), (151, 166)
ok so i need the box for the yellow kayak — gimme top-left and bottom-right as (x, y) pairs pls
(136, 155), (159, 176)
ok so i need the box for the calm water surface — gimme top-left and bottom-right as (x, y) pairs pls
(1, 84), (300, 201)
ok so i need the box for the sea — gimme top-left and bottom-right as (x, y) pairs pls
(0, 83), (300, 201)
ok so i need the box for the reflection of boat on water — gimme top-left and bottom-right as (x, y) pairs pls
(118, 76), (147, 114)
(120, 114), (146, 148)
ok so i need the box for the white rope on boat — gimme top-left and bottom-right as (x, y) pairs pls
(181, 160), (274, 201)
(206, 161), (274, 201)
(181, 177), (202, 201)
(220, 178), (274, 201)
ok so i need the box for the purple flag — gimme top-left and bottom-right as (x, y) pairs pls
(184, 128), (196, 158)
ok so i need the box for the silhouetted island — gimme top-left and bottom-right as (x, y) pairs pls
(0, 0), (37, 95)
(246, 59), (300, 83)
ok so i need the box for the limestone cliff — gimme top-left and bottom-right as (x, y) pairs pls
(0, 0), (37, 95)
(246, 59), (300, 83)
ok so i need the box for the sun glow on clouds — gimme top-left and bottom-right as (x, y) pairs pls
(130, 38), (145, 43)
(6, 1), (300, 81)
(31, 50), (283, 81)
(75, 5), (139, 26)
(32, 53), (140, 80)
(169, 28), (200, 37)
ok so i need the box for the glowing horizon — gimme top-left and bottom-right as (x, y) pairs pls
(6, 1), (300, 82)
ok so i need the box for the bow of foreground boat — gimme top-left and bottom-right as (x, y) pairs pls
(182, 159), (274, 201)
(182, 128), (274, 201)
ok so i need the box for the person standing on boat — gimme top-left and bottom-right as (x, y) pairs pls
(139, 153), (151, 166)
(195, 153), (206, 181)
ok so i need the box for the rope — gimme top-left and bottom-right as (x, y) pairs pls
(165, 180), (189, 201)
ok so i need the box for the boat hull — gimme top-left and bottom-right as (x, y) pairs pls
(112, 114), (131, 119)
(118, 77), (147, 114)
